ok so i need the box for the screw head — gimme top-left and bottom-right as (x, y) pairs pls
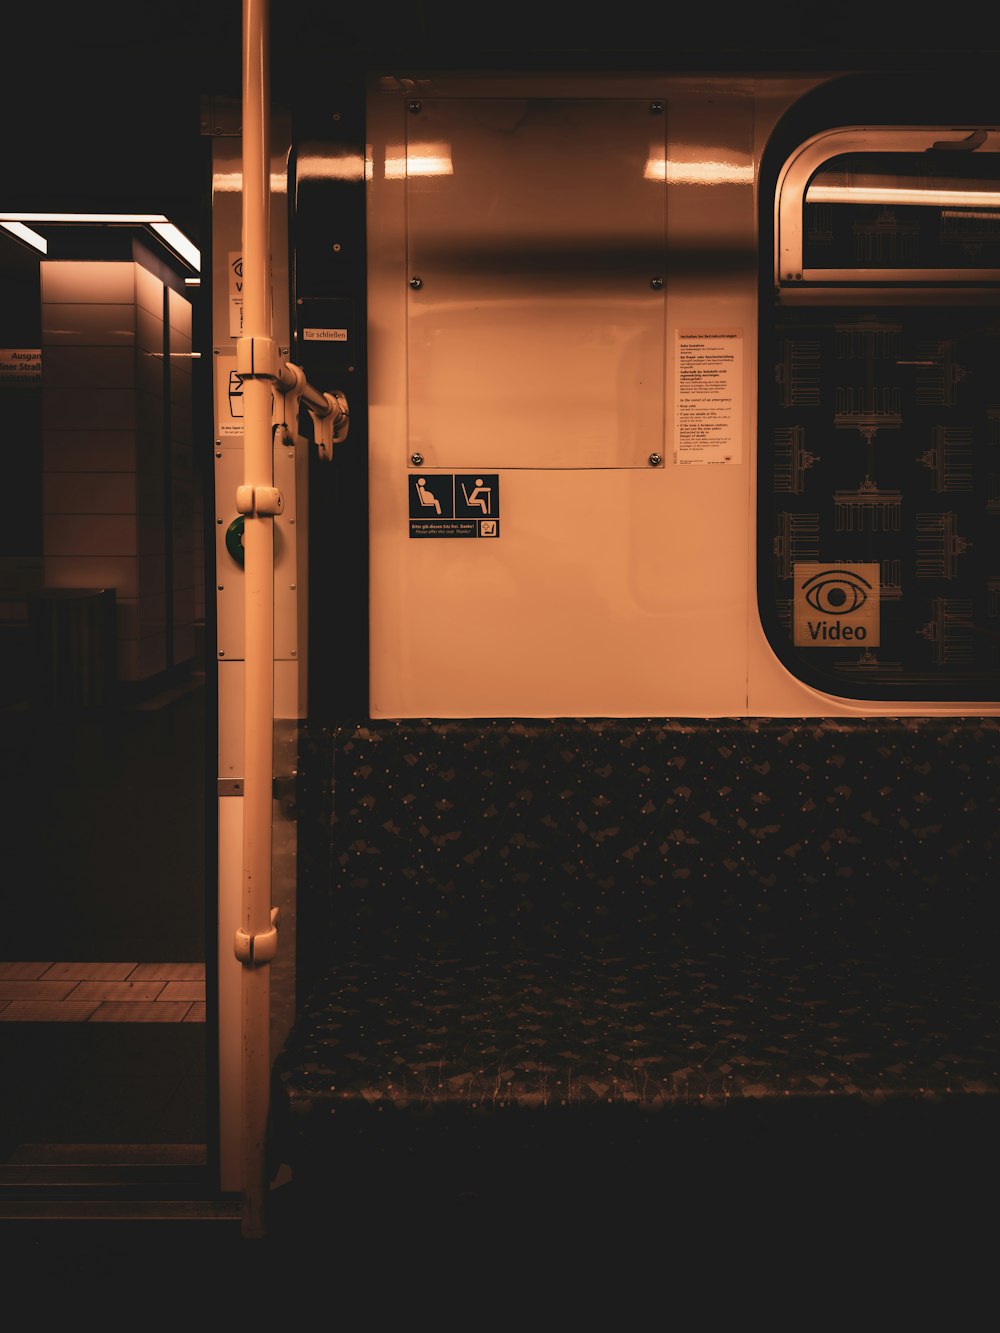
(408, 101), (421, 113)
(650, 276), (664, 290)
(409, 276), (423, 290)
(411, 453), (424, 466)
(650, 101), (663, 114)
(649, 453), (662, 467)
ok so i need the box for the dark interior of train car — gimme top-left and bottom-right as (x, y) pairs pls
(0, 0), (997, 1306)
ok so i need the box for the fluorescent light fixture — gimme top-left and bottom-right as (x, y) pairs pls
(148, 221), (200, 270)
(0, 220), (47, 253)
(0, 211), (200, 272)
(807, 185), (1000, 209)
(3, 211), (169, 223)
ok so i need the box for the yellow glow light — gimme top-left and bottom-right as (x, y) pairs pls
(384, 143), (454, 179)
(212, 172), (289, 194)
(0, 211), (200, 271)
(644, 157), (754, 185)
(297, 152), (366, 182)
(148, 222), (201, 270)
(807, 185), (1000, 208)
(0, 220), (47, 253)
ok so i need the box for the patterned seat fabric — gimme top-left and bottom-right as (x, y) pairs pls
(270, 718), (999, 1177)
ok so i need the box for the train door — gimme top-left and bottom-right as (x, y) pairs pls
(208, 93), (352, 1198)
(208, 101), (296, 1194)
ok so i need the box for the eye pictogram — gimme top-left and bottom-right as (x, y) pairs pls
(801, 568), (871, 615)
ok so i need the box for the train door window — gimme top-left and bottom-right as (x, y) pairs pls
(760, 125), (1000, 702)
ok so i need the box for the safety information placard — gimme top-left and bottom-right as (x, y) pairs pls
(409, 473), (500, 538)
(673, 330), (743, 465)
(214, 351), (244, 438)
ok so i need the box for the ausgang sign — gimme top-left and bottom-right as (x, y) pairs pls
(0, 349), (41, 384)
(793, 563), (880, 647)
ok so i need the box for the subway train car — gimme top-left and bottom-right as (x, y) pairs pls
(2, 4), (998, 1265)
(236, 31), (1000, 1245)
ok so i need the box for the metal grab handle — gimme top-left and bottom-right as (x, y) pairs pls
(274, 362), (349, 460)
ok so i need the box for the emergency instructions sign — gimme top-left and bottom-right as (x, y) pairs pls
(793, 563), (880, 646)
(409, 474), (500, 538)
(674, 330), (743, 465)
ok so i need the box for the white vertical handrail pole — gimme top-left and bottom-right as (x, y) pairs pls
(239, 0), (276, 1240)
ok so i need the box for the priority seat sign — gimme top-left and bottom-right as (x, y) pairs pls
(409, 473), (500, 539)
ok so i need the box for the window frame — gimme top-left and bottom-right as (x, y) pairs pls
(775, 125), (1000, 292)
(759, 121), (1000, 706)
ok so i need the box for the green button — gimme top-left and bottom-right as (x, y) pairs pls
(225, 516), (245, 565)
